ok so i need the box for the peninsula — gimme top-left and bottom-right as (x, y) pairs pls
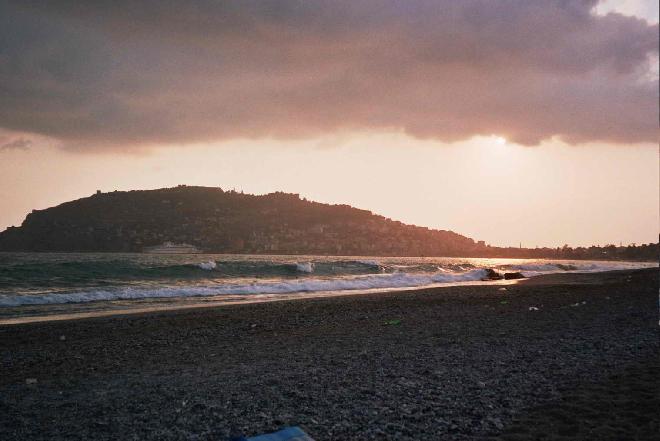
(0, 186), (656, 260)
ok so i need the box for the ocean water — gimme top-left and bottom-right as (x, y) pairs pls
(0, 253), (656, 320)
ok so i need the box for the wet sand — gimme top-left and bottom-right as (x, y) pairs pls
(0, 268), (658, 440)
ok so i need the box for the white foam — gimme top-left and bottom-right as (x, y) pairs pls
(0, 268), (489, 307)
(197, 260), (218, 271)
(295, 262), (314, 273)
(507, 263), (567, 271)
(501, 261), (652, 277)
(197, 261), (217, 270)
(2, 260), (655, 308)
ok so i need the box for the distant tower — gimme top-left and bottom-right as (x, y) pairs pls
(519, 242), (522, 249)
(96, 190), (101, 195)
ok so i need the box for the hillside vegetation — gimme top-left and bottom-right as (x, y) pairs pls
(1, 186), (656, 260)
(0, 186), (477, 255)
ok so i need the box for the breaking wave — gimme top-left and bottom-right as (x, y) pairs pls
(197, 260), (217, 270)
(496, 261), (641, 277)
(0, 254), (655, 310)
(295, 262), (314, 273)
(503, 263), (577, 272)
(0, 259), (385, 287)
(0, 269), (489, 307)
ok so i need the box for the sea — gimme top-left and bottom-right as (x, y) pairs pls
(0, 252), (656, 323)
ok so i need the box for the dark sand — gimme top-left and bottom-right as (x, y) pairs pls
(0, 269), (658, 440)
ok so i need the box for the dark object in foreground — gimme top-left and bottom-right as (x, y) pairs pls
(232, 426), (315, 441)
(503, 272), (525, 280)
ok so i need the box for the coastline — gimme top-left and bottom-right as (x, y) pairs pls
(1, 268), (658, 440)
(1, 265), (655, 325)
(0, 269), (634, 326)
(1, 253), (655, 325)
(0, 278), (521, 326)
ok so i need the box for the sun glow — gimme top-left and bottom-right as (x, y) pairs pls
(494, 136), (507, 145)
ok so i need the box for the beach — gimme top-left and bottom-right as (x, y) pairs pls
(0, 268), (658, 440)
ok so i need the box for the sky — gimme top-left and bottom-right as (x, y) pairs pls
(0, 0), (658, 248)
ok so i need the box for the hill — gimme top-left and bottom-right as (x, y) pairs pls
(0, 186), (481, 255)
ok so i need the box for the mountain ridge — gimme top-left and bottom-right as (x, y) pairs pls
(1, 186), (656, 261)
(0, 186), (481, 255)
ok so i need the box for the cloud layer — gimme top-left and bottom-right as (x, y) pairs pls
(0, 137), (32, 152)
(0, 0), (657, 149)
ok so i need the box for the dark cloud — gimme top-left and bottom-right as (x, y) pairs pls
(0, 0), (657, 149)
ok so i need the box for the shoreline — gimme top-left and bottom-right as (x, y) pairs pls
(0, 278), (520, 326)
(1, 268), (658, 440)
(0, 268), (646, 326)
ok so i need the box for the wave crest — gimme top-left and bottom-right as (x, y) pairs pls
(295, 262), (314, 273)
(197, 261), (217, 270)
(0, 268), (488, 307)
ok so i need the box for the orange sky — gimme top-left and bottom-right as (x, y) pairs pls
(1, 133), (657, 248)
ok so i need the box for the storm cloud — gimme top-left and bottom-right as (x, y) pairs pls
(0, 0), (657, 149)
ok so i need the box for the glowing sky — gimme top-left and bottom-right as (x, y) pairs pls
(0, 1), (657, 248)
